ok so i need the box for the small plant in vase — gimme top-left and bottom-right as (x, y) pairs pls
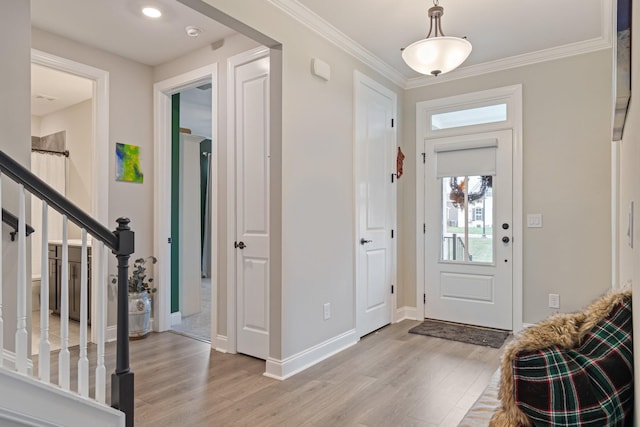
(112, 255), (157, 339)
(128, 256), (158, 295)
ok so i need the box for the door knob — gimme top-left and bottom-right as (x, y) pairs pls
(502, 236), (510, 244)
(360, 238), (372, 245)
(234, 241), (246, 249)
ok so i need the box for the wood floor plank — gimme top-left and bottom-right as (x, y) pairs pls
(33, 320), (503, 426)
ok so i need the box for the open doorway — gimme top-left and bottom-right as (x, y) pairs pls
(29, 50), (109, 353)
(30, 63), (94, 354)
(170, 83), (214, 342)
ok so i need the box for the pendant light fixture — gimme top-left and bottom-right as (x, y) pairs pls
(401, 0), (472, 77)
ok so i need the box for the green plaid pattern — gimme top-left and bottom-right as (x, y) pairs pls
(513, 298), (633, 426)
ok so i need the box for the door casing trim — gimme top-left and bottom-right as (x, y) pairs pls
(415, 84), (523, 332)
(153, 64), (219, 347)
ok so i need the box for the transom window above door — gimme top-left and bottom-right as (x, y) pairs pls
(431, 103), (507, 131)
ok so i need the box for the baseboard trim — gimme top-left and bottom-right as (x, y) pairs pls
(264, 329), (358, 380)
(395, 306), (418, 322)
(170, 311), (182, 326)
(214, 335), (228, 353)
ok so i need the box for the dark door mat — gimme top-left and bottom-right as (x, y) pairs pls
(409, 319), (510, 348)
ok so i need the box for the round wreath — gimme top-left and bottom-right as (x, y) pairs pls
(449, 176), (492, 209)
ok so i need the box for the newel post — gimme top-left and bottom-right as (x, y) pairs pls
(111, 217), (135, 427)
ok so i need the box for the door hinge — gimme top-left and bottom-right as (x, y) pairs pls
(391, 229), (394, 239)
(391, 173), (395, 183)
(391, 285), (395, 294)
(167, 237), (172, 244)
(391, 118), (395, 128)
(422, 152), (426, 164)
(423, 223), (426, 234)
(424, 293), (426, 304)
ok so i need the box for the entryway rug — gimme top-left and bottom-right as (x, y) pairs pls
(408, 319), (510, 349)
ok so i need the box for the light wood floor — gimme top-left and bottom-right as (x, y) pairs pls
(136, 320), (504, 426)
(36, 320), (505, 426)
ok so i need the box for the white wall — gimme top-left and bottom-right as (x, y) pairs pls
(31, 28), (154, 326)
(36, 99), (93, 239)
(0, 0), (32, 353)
(403, 50), (613, 324)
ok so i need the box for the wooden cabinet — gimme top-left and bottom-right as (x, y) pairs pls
(48, 243), (91, 323)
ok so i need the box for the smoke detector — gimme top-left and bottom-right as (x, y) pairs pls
(185, 26), (202, 37)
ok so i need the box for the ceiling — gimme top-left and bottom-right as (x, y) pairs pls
(30, 0), (611, 103)
(291, 0), (607, 82)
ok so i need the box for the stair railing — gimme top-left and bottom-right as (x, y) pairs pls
(0, 151), (134, 426)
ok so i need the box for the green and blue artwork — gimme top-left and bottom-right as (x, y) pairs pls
(116, 142), (143, 183)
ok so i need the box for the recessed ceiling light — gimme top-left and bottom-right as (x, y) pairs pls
(142, 7), (162, 18)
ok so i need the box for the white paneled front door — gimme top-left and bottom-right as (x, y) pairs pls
(355, 72), (396, 337)
(425, 130), (513, 329)
(230, 49), (270, 360)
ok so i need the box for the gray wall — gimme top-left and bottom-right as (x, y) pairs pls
(402, 49), (613, 324)
(154, 32), (260, 338)
(199, 0), (405, 359)
(618, 0), (640, 414)
(0, 0), (32, 352)
(32, 28), (155, 326)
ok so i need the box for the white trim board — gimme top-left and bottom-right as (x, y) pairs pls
(415, 85), (523, 333)
(31, 49), (109, 346)
(269, 0), (613, 90)
(264, 329), (358, 380)
(395, 307), (418, 322)
(153, 63), (219, 338)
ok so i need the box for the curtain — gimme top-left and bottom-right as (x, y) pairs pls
(31, 151), (67, 279)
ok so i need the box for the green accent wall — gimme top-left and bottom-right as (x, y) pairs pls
(171, 93), (180, 313)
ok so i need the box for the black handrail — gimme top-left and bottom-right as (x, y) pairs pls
(0, 150), (135, 426)
(0, 151), (118, 251)
(2, 208), (35, 241)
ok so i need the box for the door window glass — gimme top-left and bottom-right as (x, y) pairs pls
(431, 104), (507, 131)
(441, 175), (493, 264)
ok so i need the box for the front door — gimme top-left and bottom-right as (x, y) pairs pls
(355, 72), (396, 337)
(232, 49), (270, 360)
(425, 130), (513, 330)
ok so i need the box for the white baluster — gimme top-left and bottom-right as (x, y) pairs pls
(95, 242), (106, 404)
(0, 173), (3, 369)
(78, 229), (89, 397)
(15, 185), (28, 374)
(58, 216), (70, 390)
(39, 201), (50, 382)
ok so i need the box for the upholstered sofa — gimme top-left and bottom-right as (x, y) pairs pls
(460, 289), (633, 426)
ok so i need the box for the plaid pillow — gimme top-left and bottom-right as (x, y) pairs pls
(512, 298), (633, 426)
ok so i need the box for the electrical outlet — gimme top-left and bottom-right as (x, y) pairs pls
(323, 303), (331, 320)
(548, 293), (560, 309)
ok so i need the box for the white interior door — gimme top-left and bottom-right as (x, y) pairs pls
(179, 133), (203, 317)
(425, 130), (513, 330)
(232, 52), (270, 360)
(355, 72), (396, 337)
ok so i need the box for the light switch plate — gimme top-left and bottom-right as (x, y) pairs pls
(527, 213), (542, 228)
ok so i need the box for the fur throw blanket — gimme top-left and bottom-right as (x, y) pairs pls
(490, 289), (633, 426)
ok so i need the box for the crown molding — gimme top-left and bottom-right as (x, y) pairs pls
(269, 0), (407, 88)
(406, 36), (612, 89)
(270, 0), (613, 91)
